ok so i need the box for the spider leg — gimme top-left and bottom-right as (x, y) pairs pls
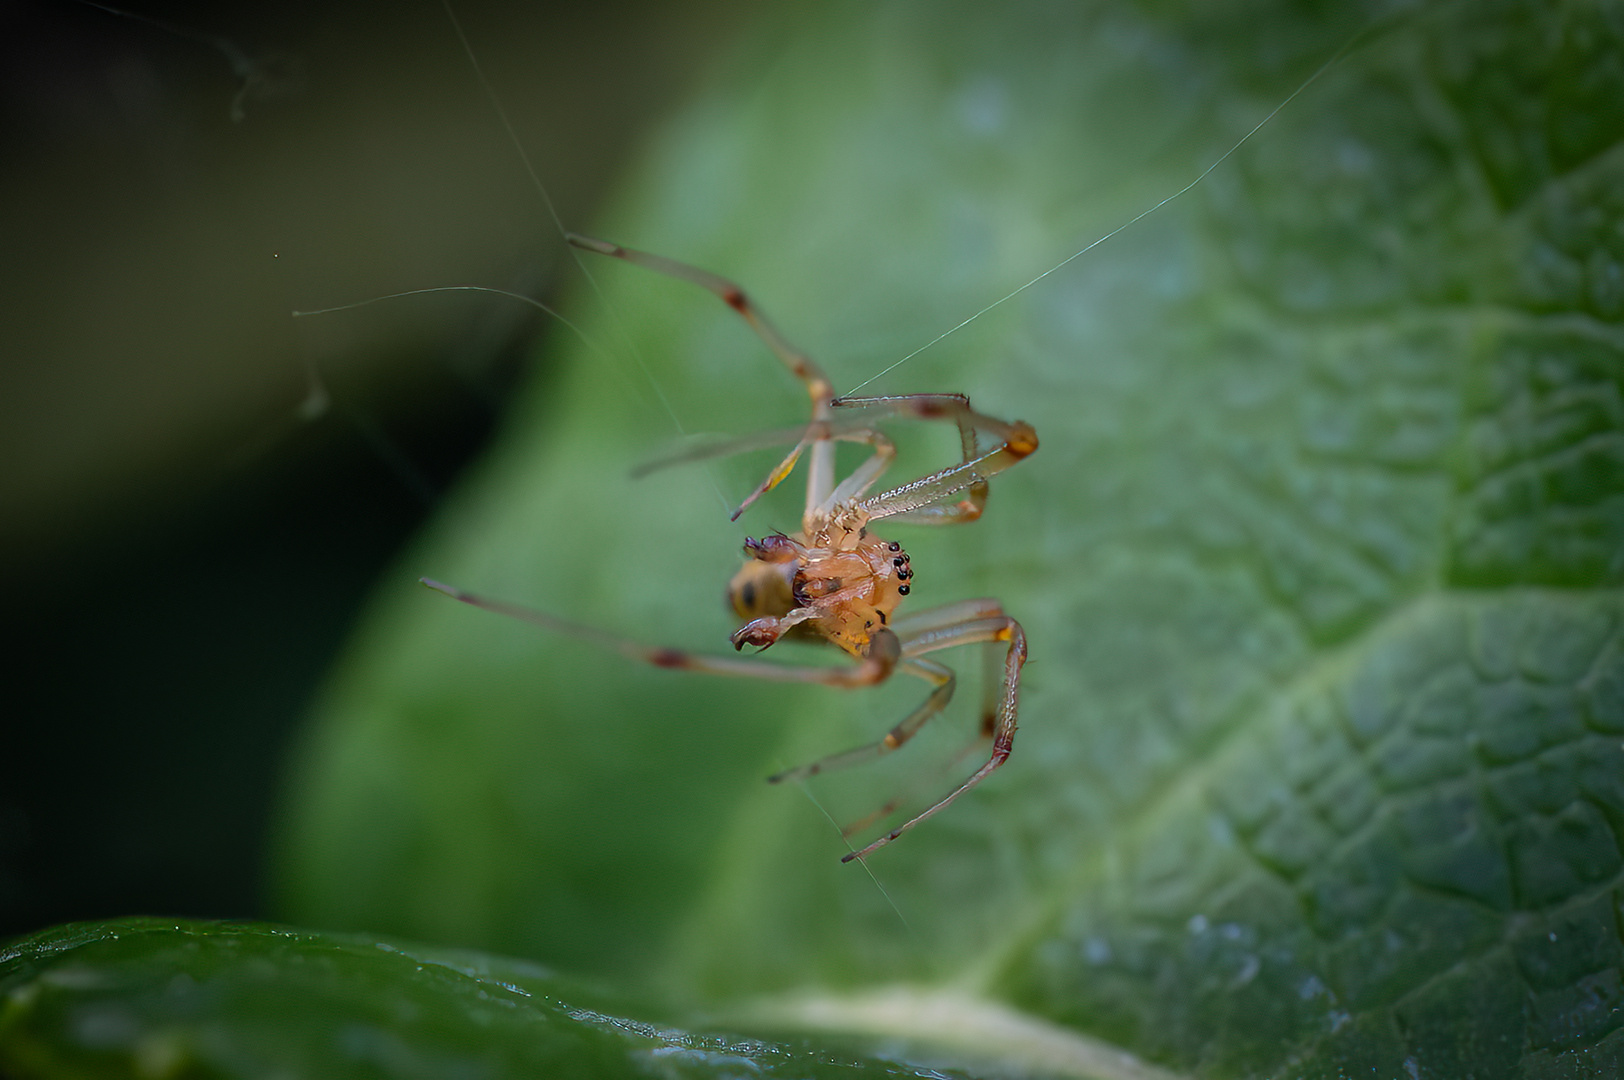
(567, 233), (841, 518)
(421, 578), (900, 688)
(569, 239), (1038, 533)
(837, 611), (1009, 839)
(764, 597), (1012, 785)
(839, 726), (990, 840)
(816, 395), (1036, 524)
(842, 601), (1027, 863)
(737, 426), (895, 525)
(628, 415), (902, 525)
(629, 421), (823, 477)
(767, 656), (953, 785)
(768, 599), (1022, 844)
(820, 428), (897, 510)
(566, 233), (831, 397)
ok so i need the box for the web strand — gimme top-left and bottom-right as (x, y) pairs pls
(437, 0), (729, 512)
(842, 16), (1382, 398)
(788, 776), (913, 934)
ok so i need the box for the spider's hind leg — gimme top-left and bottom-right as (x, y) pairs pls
(767, 656), (954, 785)
(841, 599), (1028, 862)
(833, 628), (1009, 839)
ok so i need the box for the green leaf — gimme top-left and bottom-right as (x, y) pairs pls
(273, 0), (1624, 1077)
(0, 918), (958, 1079)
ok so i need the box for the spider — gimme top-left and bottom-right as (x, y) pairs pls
(424, 233), (1037, 862)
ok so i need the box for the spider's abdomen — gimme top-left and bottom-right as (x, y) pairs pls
(727, 558), (797, 621)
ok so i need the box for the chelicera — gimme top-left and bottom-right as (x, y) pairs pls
(425, 233), (1036, 862)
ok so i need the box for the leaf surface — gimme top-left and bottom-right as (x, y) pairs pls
(0, 919), (963, 1080)
(275, 1), (1624, 1076)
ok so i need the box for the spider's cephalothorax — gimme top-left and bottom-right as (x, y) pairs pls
(427, 234), (1036, 862)
(728, 510), (914, 659)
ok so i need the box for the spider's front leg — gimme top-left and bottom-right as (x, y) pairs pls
(422, 579), (902, 689)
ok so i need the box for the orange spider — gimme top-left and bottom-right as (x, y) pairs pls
(424, 233), (1036, 862)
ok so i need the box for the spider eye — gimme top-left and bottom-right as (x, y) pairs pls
(898, 585), (910, 596)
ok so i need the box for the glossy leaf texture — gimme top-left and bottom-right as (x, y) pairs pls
(0, 919), (959, 1080)
(273, 1), (1624, 1077)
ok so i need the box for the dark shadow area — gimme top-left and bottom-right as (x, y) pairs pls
(0, 0), (744, 938)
